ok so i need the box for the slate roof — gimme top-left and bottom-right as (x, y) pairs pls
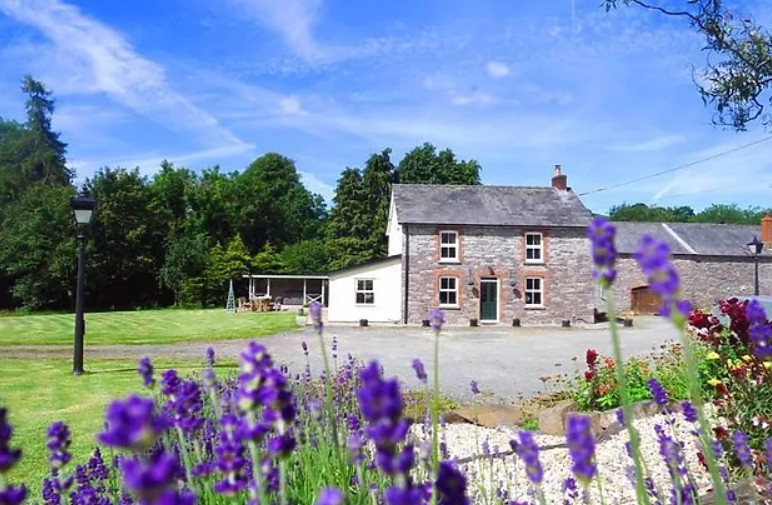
(613, 222), (771, 257)
(391, 184), (593, 227)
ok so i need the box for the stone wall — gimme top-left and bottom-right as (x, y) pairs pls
(610, 255), (772, 313)
(403, 224), (595, 325)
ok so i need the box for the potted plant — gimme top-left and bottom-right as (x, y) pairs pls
(469, 318), (478, 327)
(359, 319), (369, 327)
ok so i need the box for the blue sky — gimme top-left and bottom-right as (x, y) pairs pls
(1, 0), (771, 215)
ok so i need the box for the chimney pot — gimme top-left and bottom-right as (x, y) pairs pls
(551, 164), (568, 191)
(762, 213), (772, 247)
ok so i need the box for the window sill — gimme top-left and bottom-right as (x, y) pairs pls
(438, 260), (461, 265)
(525, 305), (546, 310)
(523, 261), (545, 266)
(355, 304), (376, 307)
(439, 305), (461, 310)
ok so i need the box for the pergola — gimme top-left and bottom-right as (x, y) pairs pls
(243, 274), (329, 306)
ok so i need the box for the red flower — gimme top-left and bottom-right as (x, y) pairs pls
(584, 370), (595, 381)
(586, 349), (599, 367)
(713, 426), (729, 440)
(604, 358), (615, 367)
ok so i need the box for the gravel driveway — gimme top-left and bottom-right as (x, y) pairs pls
(3, 317), (680, 402)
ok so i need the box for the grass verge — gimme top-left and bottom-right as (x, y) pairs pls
(0, 309), (298, 345)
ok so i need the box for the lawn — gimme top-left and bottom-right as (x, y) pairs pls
(0, 358), (238, 495)
(0, 309), (298, 345)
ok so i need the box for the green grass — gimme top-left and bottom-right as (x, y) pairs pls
(0, 309), (298, 345)
(0, 358), (238, 495)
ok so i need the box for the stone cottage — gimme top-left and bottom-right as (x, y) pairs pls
(326, 167), (771, 325)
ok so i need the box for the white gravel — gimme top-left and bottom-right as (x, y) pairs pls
(412, 413), (714, 504)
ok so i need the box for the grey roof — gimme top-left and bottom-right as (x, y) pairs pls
(391, 184), (593, 227)
(613, 222), (770, 257)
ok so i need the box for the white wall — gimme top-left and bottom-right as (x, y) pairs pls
(386, 197), (403, 257)
(328, 258), (402, 323)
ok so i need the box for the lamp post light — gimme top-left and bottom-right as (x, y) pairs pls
(747, 236), (764, 297)
(70, 194), (96, 376)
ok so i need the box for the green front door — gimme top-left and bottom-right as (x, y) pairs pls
(479, 279), (498, 322)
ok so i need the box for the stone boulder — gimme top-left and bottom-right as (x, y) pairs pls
(444, 404), (523, 428)
(538, 399), (579, 436)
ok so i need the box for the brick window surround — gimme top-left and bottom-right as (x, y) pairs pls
(522, 271), (548, 309)
(434, 226), (464, 263)
(520, 230), (549, 265)
(433, 268), (465, 308)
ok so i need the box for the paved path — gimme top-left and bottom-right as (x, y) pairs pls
(3, 317), (680, 402)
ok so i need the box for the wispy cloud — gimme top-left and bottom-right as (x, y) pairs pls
(228, 0), (327, 61)
(608, 134), (686, 152)
(486, 61), (511, 78)
(0, 0), (250, 151)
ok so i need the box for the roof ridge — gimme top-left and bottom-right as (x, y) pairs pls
(392, 183), (551, 190)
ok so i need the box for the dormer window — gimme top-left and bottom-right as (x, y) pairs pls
(439, 230), (458, 263)
(525, 232), (543, 263)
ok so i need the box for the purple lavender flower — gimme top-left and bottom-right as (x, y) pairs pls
(167, 380), (204, 433)
(46, 421), (72, 469)
(746, 299), (772, 359)
(315, 488), (344, 505)
(309, 301), (323, 331)
(0, 486), (27, 505)
(470, 380), (480, 395)
(731, 430), (753, 468)
(213, 414), (247, 496)
(201, 368), (216, 393)
(566, 415), (596, 484)
(121, 450), (193, 505)
(634, 235), (690, 318)
(357, 361), (412, 476)
(97, 395), (166, 450)
(137, 357), (154, 388)
(411, 359), (427, 384)
(160, 370), (181, 396)
(681, 401), (698, 423)
(515, 430), (543, 485)
(647, 378), (669, 407)
(0, 408), (22, 474)
(654, 424), (683, 475)
(615, 408), (625, 426)
(588, 216), (617, 285)
(563, 477), (579, 504)
(347, 432), (364, 465)
(435, 461), (469, 505)
(429, 309), (445, 332)
(206, 347), (215, 367)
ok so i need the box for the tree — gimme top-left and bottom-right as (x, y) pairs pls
(235, 153), (326, 252)
(84, 168), (167, 309)
(278, 239), (332, 274)
(158, 227), (208, 306)
(693, 203), (770, 224)
(20, 76), (71, 185)
(327, 168), (371, 242)
(604, 0), (772, 131)
(396, 143), (481, 185)
(362, 149), (396, 257)
(252, 243), (285, 274)
(609, 202), (696, 222)
(0, 184), (75, 309)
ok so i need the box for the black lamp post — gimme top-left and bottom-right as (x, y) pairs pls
(70, 194), (96, 376)
(748, 236), (764, 297)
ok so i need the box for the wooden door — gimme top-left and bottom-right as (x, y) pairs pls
(631, 286), (660, 314)
(479, 279), (499, 322)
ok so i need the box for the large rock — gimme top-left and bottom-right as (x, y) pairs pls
(444, 404), (523, 428)
(538, 400), (579, 436)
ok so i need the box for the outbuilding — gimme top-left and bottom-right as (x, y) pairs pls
(327, 255), (402, 323)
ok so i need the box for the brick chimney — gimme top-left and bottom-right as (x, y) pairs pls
(551, 165), (568, 191)
(762, 213), (772, 248)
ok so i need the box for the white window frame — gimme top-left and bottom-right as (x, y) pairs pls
(524, 232), (544, 264)
(438, 276), (459, 307)
(355, 278), (375, 305)
(439, 230), (459, 263)
(524, 276), (544, 308)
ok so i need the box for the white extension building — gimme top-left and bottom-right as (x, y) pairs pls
(327, 255), (402, 323)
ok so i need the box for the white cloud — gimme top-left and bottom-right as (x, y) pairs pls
(450, 92), (500, 106)
(229, 0), (326, 61)
(486, 61), (511, 78)
(298, 170), (334, 201)
(279, 96), (307, 116)
(0, 0), (250, 151)
(609, 134), (686, 152)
